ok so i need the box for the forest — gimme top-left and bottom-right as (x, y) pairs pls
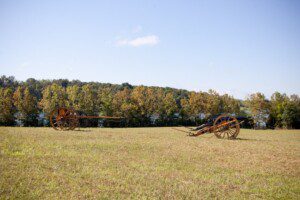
(0, 75), (299, 128)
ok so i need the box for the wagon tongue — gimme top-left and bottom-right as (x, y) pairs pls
(171, 127), (193, 135)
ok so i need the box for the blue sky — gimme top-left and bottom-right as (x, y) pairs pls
(0, 0), (299, 99)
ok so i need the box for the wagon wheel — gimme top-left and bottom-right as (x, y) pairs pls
(69, 110), (79, 130)
(50, 108), (79, 131)
(213, 114), (240, 139)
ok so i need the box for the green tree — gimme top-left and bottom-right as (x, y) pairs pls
(66, 85), (82, 110)
(0, 87), (15, 125)
(98, 87), (114, 116)
(269, 92), (289, 128)
(80, 84), (98, 115)
(219, 94), (240, 114)
(39, 83), (67, 116)
(13, 86), (38, 126)
(282, 94), (300, 129)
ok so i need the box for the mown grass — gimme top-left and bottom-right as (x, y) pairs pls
(0, 127), (299, 199)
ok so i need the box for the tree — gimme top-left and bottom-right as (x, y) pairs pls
(282, 94), (300, 129)
(80, 84), (98, 115)
(0, 75), (18, 88)
(180, 91), (208, 125)
(205, 90), (221, 116)
(130, 86), (156, 126)
(180, 97), (191, 120)
(181, 92), (205, 119)
(269, 92), (289, 128)
(245, 92), (269, 128)
(66, 85), (82, 110)
(2, 76), (298, 128)
(0, 87), (15, 125)
(98, 87), (114, 116)
(158, 91), (178, 125)
(25, 78), (43, 100)
(39, 83), (67, 116)
(112, 88), (138, 126)
(13, 86), (38, 126)
(219, 94), (240, 114)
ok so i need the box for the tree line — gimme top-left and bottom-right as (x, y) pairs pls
(0, 75), (299, 128)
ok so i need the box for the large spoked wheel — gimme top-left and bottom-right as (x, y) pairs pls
(50, 108), (79, 131)
(213, 114), (240, 139)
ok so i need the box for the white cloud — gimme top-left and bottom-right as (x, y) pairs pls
(116, 35), (159, 47)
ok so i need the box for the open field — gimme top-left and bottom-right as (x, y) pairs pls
(0, 127), (299, 199)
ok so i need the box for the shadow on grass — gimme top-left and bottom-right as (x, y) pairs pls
(235, 138), (266, 141)
(73, 129), (92, 132)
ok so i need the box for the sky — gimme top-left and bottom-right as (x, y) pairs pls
(0, 0), (299, 99)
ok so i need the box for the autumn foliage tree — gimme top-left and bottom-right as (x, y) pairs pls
(112, 88), (138, 126)
(0, 75), (299, 128)
(159, 91), (178, 124)
(245, 93), (269, 128)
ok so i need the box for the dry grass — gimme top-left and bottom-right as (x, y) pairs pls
(0, 127), (300, 199)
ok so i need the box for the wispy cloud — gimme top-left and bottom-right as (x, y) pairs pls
(116, 35), (159, 47)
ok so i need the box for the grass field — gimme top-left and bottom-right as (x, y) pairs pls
(0, 127), (299, 199)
